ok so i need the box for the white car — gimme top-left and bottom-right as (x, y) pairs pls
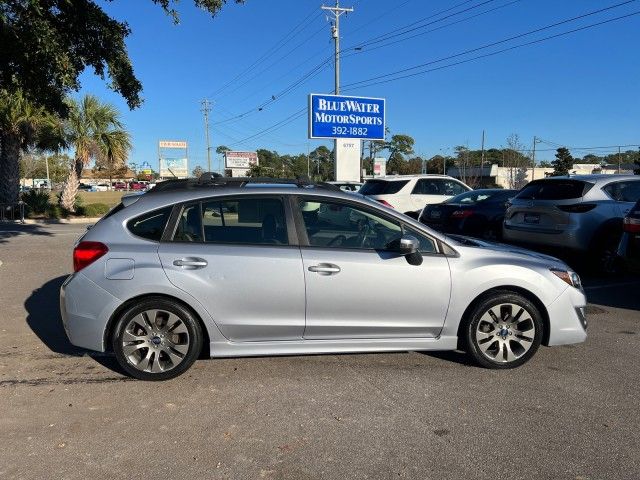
(359, 175), (472, 215)
(326, 181), (363, 192)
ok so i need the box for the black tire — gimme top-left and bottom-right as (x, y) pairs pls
(463, 291), (543, 369)
(592, 231), (623, 275)
(112, 297), (203, 381)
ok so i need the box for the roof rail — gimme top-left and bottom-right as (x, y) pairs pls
(147, 173), (342, 193)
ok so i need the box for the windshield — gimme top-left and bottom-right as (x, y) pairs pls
(359, 180), (409, 195)
(445, 189), (513, 204)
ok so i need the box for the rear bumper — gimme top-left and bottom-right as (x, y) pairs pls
(60, 273), (123, 352)
(503, 223), (587, 250)
(545, 285), (587, 346)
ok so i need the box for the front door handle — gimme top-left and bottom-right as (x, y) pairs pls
(173, 258), (208, 269)
(308, 263), (341, 275)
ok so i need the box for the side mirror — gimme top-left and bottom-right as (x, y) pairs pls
(388, 234), (420, 255)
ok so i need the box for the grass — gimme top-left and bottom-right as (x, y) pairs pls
(50, 190), (125, 208)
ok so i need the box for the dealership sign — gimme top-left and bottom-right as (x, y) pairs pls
(225, 151), (259, 169)
(308, 93), (385, 140)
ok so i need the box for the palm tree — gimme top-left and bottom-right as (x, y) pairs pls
(59, 95), (131, 211)
(0, 89), (61, 204)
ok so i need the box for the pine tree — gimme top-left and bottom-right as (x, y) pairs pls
(551, 147), (574, 176)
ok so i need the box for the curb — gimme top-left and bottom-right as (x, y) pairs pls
(19, 217), (102, 225)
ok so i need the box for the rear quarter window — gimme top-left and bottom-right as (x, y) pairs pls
(516, 180), (591, 200)
(603, 181), (640, 203)
(127, 207), (172, 241)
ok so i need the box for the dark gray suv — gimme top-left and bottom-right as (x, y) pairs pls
(503, 175), (640, 269)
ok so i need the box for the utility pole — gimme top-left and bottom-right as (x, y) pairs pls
(618, 145), (622, 174)
(322, 1), (353, 96)
(531, 136), (537, 181)
(201, 99), (212, 173)
(322, 1), (353, 179)
(480, 130), (486, 166)
(45, 155), (51, 190)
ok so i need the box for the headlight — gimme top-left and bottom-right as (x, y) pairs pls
(550, 268), (582, 289)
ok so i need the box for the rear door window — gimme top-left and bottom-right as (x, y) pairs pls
(127, 207), (172, 241)
(172, 197), (289, 245)
(516, 180), (591, 200)
(360, 180), (409, 195)
(412, 179), (441, 195)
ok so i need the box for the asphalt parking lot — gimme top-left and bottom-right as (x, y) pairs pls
(1, 223), (639, 480)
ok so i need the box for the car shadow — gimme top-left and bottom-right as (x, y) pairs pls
(0, 223), (53, 244)
(24, 275), (127, 375)
(416, 349), (476, 367)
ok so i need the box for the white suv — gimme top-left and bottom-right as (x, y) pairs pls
(360, 175), (472, 214)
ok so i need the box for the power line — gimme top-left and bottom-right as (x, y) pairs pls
(342, 5), (640, 90)
(221, 22), (329, 99)
(209, 6), (323, 98)
(212, 0), (507, 125)
(223, 4), (640, 150)
(341, 0), (522, 58)
(350, 0), (496, 49)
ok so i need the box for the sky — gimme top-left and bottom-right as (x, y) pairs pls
(78, 0), (640, 172)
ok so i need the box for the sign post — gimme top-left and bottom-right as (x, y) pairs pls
(308, 93), (385, 182)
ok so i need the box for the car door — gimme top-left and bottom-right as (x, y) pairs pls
(295, 196), (452, 339)
(158, 195), (306, 342)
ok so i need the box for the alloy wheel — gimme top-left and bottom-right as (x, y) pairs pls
(121, 309), (190, 373)
(474, 303), (536, 363)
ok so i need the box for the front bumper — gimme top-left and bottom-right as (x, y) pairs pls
(545, 285), (588, 346)
(60, 273), (123, 352)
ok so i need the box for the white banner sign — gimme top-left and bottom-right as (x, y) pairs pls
(225, 151), (259, 169)
(159, 140), (188, 149)
(160, 158), (189, 178)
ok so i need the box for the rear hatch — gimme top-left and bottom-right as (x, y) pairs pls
(505, 179), (594, 232)
(420, 203), (465, 229)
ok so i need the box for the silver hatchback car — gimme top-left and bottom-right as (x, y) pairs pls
(503, 175), (640, 270)
(61, 176), (587, 380)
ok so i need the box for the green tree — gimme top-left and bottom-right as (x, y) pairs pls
(19, 152), (71, 184)
(216, 145), (231, 172)
(59, 95), (131, 211)
(0, 1), (244, 117)
(308, 146), (334, 181)
(0, 89), (62, 203)
(381, 134), (414, 175)
(538, 160), (553, 168)
(551, 147), (574, 176)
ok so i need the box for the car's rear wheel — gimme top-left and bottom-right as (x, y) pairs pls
(463, 292), (543, 369)
(112, 298), (203, 381)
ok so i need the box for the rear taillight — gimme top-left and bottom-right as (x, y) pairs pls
(451, 210), (473, 218)
(557, 204), (597, 213)
(376, 199), (394, 208)
(73, 241), (108, 272)
(623, 217), (640, 233)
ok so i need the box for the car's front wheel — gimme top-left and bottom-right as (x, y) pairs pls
(112, 297), (203, 381)
(463, 292), (543, 369)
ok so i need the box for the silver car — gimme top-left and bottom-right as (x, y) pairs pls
(503, 175), (640, 270)
(60, 176), (587, 380)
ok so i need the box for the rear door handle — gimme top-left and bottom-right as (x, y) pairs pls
(173, 258), (208, 269)
(308, 263), (341, 275)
